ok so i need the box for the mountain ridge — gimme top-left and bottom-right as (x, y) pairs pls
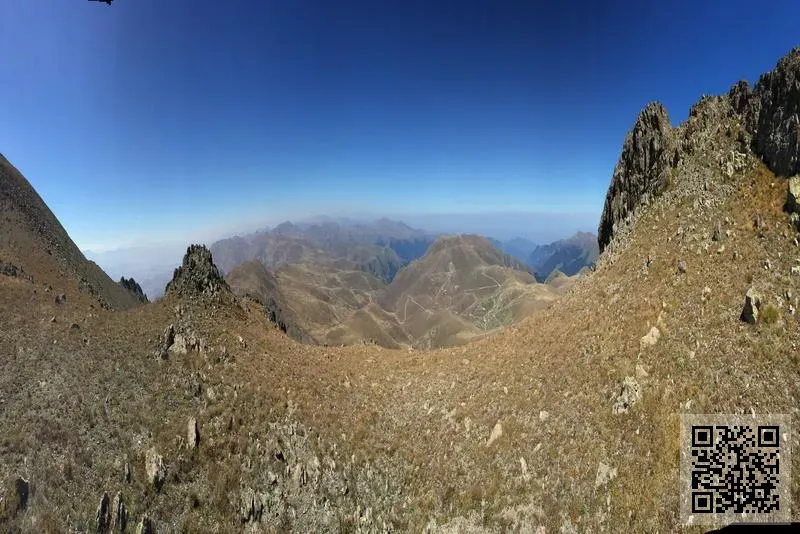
(0, 153), (145, 311)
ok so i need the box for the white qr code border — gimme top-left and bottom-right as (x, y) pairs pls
(680, 413), (792, 526)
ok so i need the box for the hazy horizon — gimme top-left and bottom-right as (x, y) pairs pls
(80, 208), (598, 301)
(81, 209), (598, 253)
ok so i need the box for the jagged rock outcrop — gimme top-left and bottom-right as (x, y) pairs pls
(111, 492), (126, 533)
(787, 176), (800, 214)
(135, 516), (153, 534)
(749, 47), (800, 176)
(12, 477), (29, 514)
(96, 492), (110, 533)
(599, 47), (800, 253)
(145, 448), (166, 490)
(164, 245), (229, 299)
(598, 103), (676, 252)
(119, 276), (149, 303)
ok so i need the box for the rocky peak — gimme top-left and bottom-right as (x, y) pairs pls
(165, 245), (229, 299)
(598, 47), (800, 254)
(728, 80), (752, 116)
(598, 102), (676, 252)
(749, 46), (800, 176)
(119, 276), (149, 303)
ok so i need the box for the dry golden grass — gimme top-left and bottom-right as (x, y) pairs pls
(3, 150), (800, 532)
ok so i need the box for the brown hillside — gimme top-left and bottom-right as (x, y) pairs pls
(225, 261), (314, 344)
(0, 154), (145, 311)
(379, 234), (566, 348)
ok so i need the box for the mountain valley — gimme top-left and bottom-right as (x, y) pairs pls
(3, 42), (800, 534)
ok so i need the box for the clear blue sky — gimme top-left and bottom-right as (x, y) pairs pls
(1, 1), (798, 250)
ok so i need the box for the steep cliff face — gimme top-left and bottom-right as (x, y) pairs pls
(598, 47), (800, 254)
(749, 47), (800, 177)
(598, 103), (676, 252)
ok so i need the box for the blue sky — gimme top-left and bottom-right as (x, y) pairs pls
(1, 1), (798, 251)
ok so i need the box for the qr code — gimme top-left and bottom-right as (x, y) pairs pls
(680, 414), (791, 526)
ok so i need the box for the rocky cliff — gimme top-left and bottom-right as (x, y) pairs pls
(598, 103), (676, 252)
(119, 276), (149, 303)
(164, 245), (230, 299)
(598, 47), (800, 253)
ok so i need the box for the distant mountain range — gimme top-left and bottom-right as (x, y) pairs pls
(489, 233), (597, 281)
(225, 232), (575, 349)
(82, 215), (598, 301)
(211, 218), (438, 284)
(526, 231), (599, 280)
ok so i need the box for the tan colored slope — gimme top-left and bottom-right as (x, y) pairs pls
(2, 157), (800, 532)
(379, 234), (566, 347)
(273, 262), (385, 339)
(0, 154), (142, 311)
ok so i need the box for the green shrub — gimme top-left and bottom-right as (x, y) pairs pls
(761, 304), (780, 324)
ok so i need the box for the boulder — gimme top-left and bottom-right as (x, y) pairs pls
(741, 287), (763, 324)
(640, 326), (661, 348)
(163, 324), (174, 349)
(145, 448), (166, 489)
(635, 364), (649, 379)
(169, 334), (187, 356)
(486, 421), (503, 447)
(595, 462), (618, 489)
(612, 376), (641, 414)
(187, 417), (199, 449)
(788, 176), (800, 214)
(713, 221), (723, 241)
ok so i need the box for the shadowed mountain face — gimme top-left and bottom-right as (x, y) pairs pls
(225, 261), (315, 344)
(0, 154), (144, 311)
(5, 47), (800, 534)
(119, 276), (149, 304)
(527, 231), (600, 280)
